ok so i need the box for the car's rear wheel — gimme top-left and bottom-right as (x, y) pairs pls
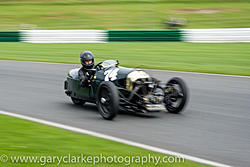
(164, 77), (188, 113)
(71, 97), (85, 105)
(97, 81), (119, 120)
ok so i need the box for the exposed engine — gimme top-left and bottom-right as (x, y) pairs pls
(126, 70), (165, 105)
(143, 88), (164, 104)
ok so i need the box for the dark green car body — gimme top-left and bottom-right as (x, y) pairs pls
(64, 60), (134, 103)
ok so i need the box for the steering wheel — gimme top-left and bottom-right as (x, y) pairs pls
(94, 62), (103, 71)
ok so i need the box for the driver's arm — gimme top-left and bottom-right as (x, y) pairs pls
(78, 68), (88, 87)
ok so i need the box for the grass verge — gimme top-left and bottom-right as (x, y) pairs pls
(0, 0), (250, 30)
(0, 42), (250, 76)
(0, 114), (210, 166)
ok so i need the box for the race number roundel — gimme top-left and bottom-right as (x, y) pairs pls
(104, 68), (119, 81)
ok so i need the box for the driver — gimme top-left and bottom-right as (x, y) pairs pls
(78, 51), (95, 87)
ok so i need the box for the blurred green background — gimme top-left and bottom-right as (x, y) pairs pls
(0, 0), (250, 30)
(0, 0), (250, 76)
(1, 42), (250, 76)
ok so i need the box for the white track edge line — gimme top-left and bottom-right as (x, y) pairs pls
(0, 110), (232, 167)
(0, 60), (249, 79)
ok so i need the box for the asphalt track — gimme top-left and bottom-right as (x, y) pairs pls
(0, 60), (249, 167)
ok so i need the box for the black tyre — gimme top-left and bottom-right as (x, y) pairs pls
(97, 81), (119, 120)
(164, 77), (188, 113)
(71, 97), (85, 105)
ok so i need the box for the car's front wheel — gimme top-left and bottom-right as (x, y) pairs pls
(164, 77), (188, 113)
(97, 81), (119, 120)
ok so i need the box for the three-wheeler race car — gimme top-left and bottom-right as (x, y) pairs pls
(64, 60), (188, 120)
